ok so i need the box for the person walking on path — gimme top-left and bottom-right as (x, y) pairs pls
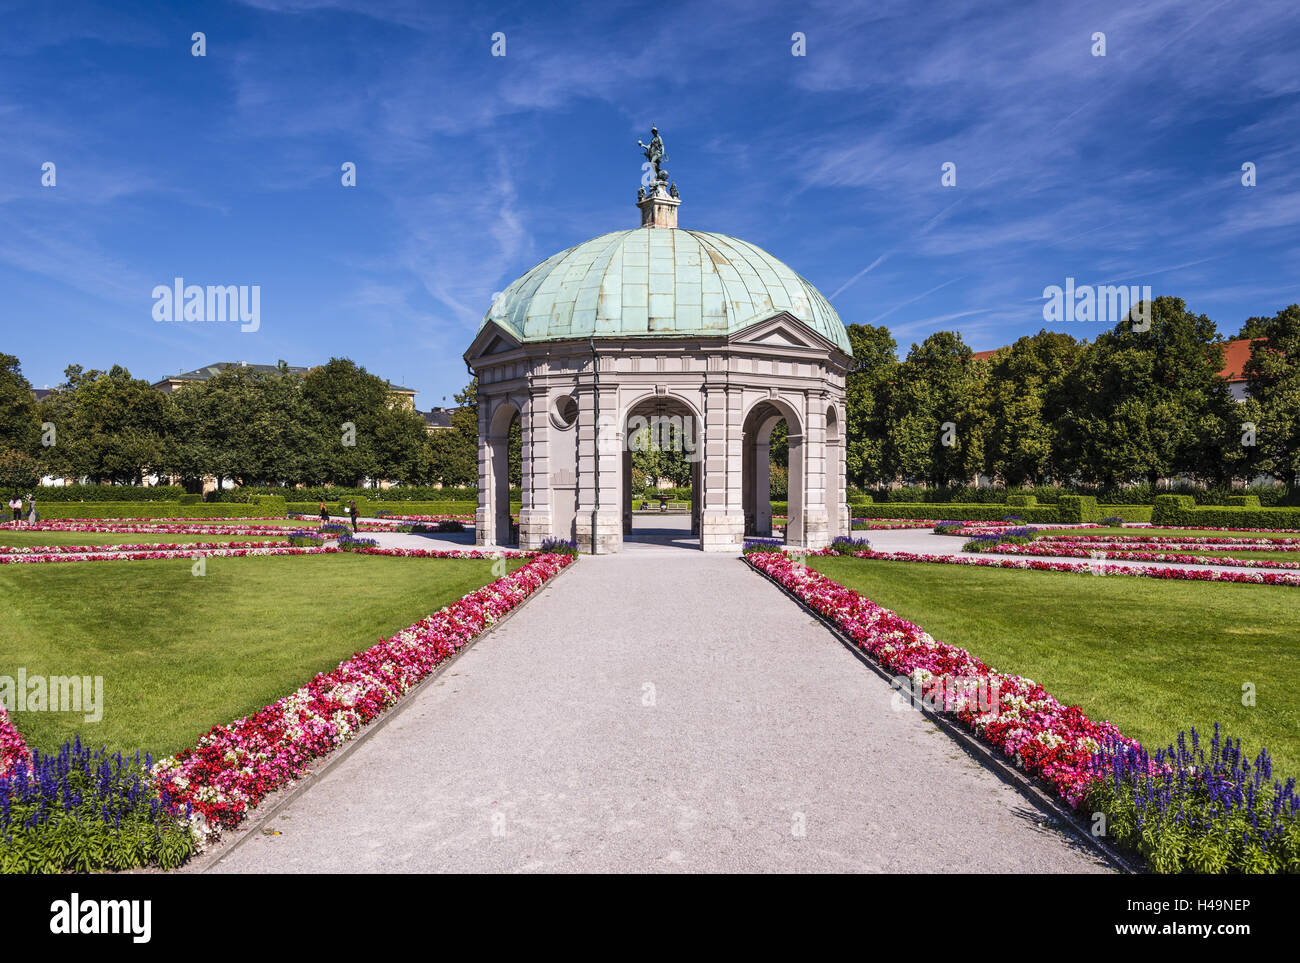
(349, 499), (359, 533)
(8, 495), (21, 522)
(25, 493), (37, 525)
(319, 501), (330, 525)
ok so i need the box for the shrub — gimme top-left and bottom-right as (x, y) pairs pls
(24, 484), (189, 502)
(1095, 504), (1153, 523)
(538, 537), (578, 557)
(829, 536), (872, 555)
(1005, 494), (1038, 507)
(962, 527), (1037, 552)
(860, 503), (1060, 523)
(933, 521), (966, 535)
(1100, 515), (1125, 527)
(1150, 494), (1196, 524)
(1227, 495), (1261, 508)
(336, 535), (378, 552)
(250, 494), (288, 514)
(178, 493), (202, 505)
(287, 530), (325, 547)
(1152, 500), (1300, 530)
(0, 740), (198, 873)
(1057, 495), (1100, 524)
(1087, 726), (1300, 874)
(742, 538), (784, 555)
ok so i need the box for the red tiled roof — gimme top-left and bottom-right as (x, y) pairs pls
(1217, 338), (1259, 383)
(970, 338), (1259, 381)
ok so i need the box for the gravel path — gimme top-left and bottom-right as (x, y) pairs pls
(210, 537), (1109, 874)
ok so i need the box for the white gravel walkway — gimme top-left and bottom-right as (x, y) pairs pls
(210, 527), (1109, 874)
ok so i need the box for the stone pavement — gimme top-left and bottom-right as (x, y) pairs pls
(211, 525), (1109, 874)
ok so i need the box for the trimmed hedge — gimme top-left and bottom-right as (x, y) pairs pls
(35, 502), (280, 519)
(1227, 495), (1261, 508)
(1005, 494), (1038, 507)
(1152, 496), (1300, 529)
(1056, 495), (1100, 524)
(20, 485), (190, 502)
(208, 485), (500, 504)
(1095, 504), (1154, 523)
(846, 503), (1062, 523)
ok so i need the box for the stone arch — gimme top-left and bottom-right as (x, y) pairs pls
(620, 391), (705, 547)
(483, 396), (521, 546)
(742, 396), (805, 546)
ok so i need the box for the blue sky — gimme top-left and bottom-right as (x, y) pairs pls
(2, 0), (1298, 406)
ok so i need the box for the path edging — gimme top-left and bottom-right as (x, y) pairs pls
(185, 558), (576, 874)
(743, 555), (1140, 874)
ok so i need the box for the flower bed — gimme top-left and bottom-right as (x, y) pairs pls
(841, 547), (1300, 586)
(0, 545), (337, 566)
(355, 547), (526, 560)
(152, 552), (572, 836)
(1037, 534), (1300, 549)
(3, 521), (302, 536)
(851, 518), (945, 530)
(943, 523), (1104, 537)
(0, 706), (28, 779)
(746, 551), (1300, 872)
(374, 513), (475, 523)
(972, 542), (1300, 571)
(745, 551), (1136, 806)
(0, 540), (287, 555)
(1, 739), (199, 873)
(1089, 726), (1300, 873)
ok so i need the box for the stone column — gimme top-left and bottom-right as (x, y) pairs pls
(785, 430), (806, 547)
(475, 394), (492, 546)
(700, 378), (744, 552)
(802, 394), (830, 550)
(574, 360), (622, 553)
(755, 437), (772, 537)
(518, 383), (553, 549)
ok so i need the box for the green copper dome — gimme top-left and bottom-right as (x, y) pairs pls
(481, 228), (851, 354)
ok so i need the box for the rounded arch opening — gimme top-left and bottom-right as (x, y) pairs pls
(620, 393), (703, 549)
(742, 398), (804, 546)
(825, 403), (841, 538)
(485, 398), (521, 546)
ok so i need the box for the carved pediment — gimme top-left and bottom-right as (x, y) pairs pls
(728, 312), (837, 354)
(464, 321), (523, 366)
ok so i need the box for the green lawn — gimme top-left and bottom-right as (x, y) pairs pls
(0, 532), (287, 548)
(808, 556), (1300, 775)
(0, 553), (523, 757)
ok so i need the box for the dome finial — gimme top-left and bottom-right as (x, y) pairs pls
(636, 125), (680, 228)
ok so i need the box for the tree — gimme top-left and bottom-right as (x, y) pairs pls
(0, 353), (39, 455)
(843, 324), (897, 487)
(1056, 297), (1233, 486)
(37, 365), (168, 484)
(1242, 304), (1300, 483)
(301, 358), (430, 486)
(162, 365), (322, 488)
(884, 331), (985, 486)
(983, 330), (1082, 486)
(427, 380), (482, 487)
